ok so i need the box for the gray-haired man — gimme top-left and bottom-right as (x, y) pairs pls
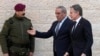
(27, 6), (74, 56)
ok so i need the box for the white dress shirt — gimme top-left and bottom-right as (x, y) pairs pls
(75, 16), (82, 28)
(71, 16), (81, 32)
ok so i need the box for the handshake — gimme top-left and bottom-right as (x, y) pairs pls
(27, 28), (36, 36)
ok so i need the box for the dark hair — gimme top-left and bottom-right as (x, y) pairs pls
(70, 4), (83, 16)
(56, 6), (67, 14)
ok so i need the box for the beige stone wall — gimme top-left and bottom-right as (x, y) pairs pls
(0, 0), (100, 56)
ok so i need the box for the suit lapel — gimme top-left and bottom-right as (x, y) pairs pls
(73, 18), (83, 36)
(58, 18), (69, 35)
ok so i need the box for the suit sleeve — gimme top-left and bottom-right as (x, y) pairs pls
(83, 21), (93, 54)
(0, 20), (11, 53)
(34, 22), (55, 38)
(67, 21), (74, 52)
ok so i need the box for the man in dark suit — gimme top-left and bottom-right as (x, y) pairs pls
(27, 6), (73, 56)
(69, 4), (93, 56)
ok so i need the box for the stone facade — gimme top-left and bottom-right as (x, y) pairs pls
(0, 0), (100, 56)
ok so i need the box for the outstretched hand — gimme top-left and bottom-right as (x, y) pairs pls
(27, 28), (36, 35)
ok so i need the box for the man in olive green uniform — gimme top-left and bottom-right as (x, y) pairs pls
(0, 3), (34, 56)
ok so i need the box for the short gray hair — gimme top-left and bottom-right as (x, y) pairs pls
(56, 6), (67, 14)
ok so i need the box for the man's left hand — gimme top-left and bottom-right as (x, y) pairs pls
(81, 53), (86, 56)
(64, 52), (69, 56)
(29, 52), (33, 56)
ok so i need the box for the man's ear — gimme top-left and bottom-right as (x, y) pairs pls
(77, 11), (80, 15)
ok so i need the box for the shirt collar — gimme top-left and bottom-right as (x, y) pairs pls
(60, 16), (67, 23)
(76, 16), (81, 23)
(57, 16), (67, 29)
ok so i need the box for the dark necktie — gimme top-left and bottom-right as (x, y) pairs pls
(72, 21), (76, 33)
(55, 22), (61, 35)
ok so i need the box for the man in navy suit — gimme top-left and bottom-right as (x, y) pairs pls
(27, 6), (73, 56)
(69, 4), (93, 56)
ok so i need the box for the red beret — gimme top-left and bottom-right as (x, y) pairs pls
(14, 3), (26, 11)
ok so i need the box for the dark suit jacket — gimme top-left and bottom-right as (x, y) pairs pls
(35, 17), (73, 56)
(70, 17), (93, 56)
